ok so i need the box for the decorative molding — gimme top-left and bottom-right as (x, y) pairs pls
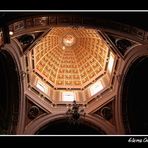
(16, 31), (45, 54)
(28, 106), (40, 120)
(8, 15), (148, 43)
(91, 98), (116, 126)
(104, 32), (141, 57)
(25, 96), (49, 126)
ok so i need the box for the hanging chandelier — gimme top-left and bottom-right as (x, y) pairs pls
(66, 100), (86, 124)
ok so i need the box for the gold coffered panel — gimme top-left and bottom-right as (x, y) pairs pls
(32, 27), (109, 89)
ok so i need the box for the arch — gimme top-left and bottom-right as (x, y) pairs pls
(122, 56), (148, 134)
(24, 114), (115, 134)
(0, 50), (20, 134)
(35, 118), (104, 135)
(117, 45), (148, 134)
(2, 40), (26, 134)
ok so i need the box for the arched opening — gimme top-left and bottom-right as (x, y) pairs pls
(0, 50), (20, 134)
(122, 56), (148, 134)
(35, 118), (105, 135)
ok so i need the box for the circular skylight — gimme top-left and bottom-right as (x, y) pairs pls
(63, 34), (76, 47)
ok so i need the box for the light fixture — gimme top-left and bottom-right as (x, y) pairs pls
(9, 31), (13, 36)
(66, 100), (86, 124)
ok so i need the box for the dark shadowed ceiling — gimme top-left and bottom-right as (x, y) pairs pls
(1, 12), (148, 31)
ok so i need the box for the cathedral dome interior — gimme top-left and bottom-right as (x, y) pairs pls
(0, 12), (148, 135)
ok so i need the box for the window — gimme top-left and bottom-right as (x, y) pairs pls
(36, 80), (48, 94)
(62, 91), (75, 101)
(107, 52), (115, 74)
(90, 81), (104, 96)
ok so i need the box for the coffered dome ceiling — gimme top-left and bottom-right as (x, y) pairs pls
(32, 27), (109, 89)
(3, 14), (146, 134)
